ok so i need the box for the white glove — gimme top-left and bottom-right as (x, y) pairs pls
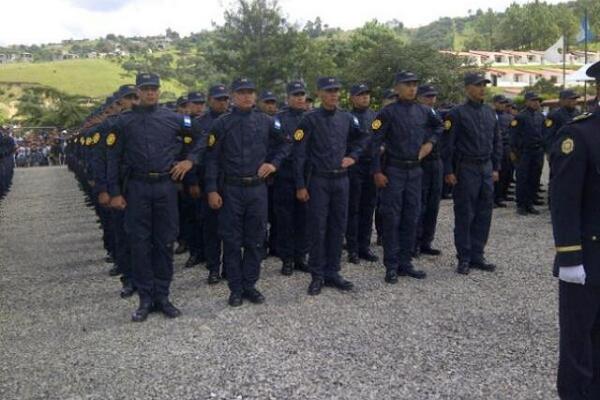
(559, 265), (586, 285)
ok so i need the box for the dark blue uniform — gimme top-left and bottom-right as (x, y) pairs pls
(106, 105), (206, 303)
(205, 107), (290, 296)
(550, 110), (600, 400)
(294, 106), (369, 281)
(544, 107), (580, 151)
(371, 100), (442, 275)
(0, 131), (15, 197)
(442, 99), (502, 266)
(494, 109), (514, 203)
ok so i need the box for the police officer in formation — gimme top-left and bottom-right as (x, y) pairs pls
(0, 128), (15, 199)
(492, 94), (514, 208)
(550, 59), (600, 400)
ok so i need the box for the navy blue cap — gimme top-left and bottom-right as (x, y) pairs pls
(104, 96), (116, 106)
(187, 91), (206, 103)
(306, 94), (314, 102)
(383, 88), (398, 100)
(136, 72), (160, 88)
(317, 76), (342, 90)
(231, 77), (256, 92)
(118, 84), (137, 98)
(559, 89), (580, 100)
(587, 60), (600, 80)
(464, 72), (491, 86)
(163, 101), (177, 111)
(492, 94), (509, 103)
(350, 83), (370, 96)
(417, 85), (438, 97)
(260, 90), (277, 102)
(394, 71), (419, 84)
(176, 96), (189, 107)
(287, 81), (306, 95)
(524, 91), (541, 101)
(208, 84), (229, 99)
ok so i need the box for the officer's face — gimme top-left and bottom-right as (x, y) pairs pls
(526, 99), (541, 111)
(288, 93), (306, 110)
(351, 93), (371, 109)
(120, 94), (139, 110)
(563, 98), (578, 109)
(418, 95), (437, 108)
(493, 101), (505, 111)
(465, 83), (486, 102)
(189, 101), (205, 116)
(319, 88), (340, 110)
(395, 82), (418, 101)
(138, 86), (160, 106)
(233, 89), (256, 111)
(260, 100), (278, 115)
(209, 97), (229, 113)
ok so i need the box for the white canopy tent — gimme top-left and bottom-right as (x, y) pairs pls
(566, 63), (596, 83)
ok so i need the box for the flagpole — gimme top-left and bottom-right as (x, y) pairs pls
(562, 34), (566, 90)
(584, 9), (588, 111)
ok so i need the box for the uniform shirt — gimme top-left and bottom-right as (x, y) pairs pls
(549, 111), (600, 285)
(276, 106), (304, 178)
(496, 110), (513, 148)
(90, 115), (119, 194)
(509, 107), (545, 153)
(442, 99), (502, 175)
(351, 107), (376, 163)
(543, 107), (580, 151)
(106, 104), (207, 197)
(293, 106), (369, 189)
(204, 107), (291, 193)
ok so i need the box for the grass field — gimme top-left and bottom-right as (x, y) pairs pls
(0, 59), (185, 98)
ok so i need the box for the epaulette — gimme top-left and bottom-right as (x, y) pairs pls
(569, 113), (592, 124)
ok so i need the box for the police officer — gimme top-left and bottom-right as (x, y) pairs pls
(415, 84), (443, 257)
(107, 73), (207, 322)
(273, 81), (310, 276)
(543, 89), (581, 152)
(550, 60), (600, 400)
(510, 91), (545, 215)
(492, 94), (513, 208)
(442, 72), (502, 275)
(259, 90), (279, 116)
(205, 78), (291, 307)
(346, 83), (378, 264)
(197, 85), (230, 284)
(294, 76), (369, 295)
(372, 73), (442, 284)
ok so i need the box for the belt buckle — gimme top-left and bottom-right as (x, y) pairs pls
(148, 172), (160, 178)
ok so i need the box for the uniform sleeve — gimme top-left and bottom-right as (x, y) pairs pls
(426, 107), (443, 145)
(267, 116), (292, 169)
(91, 129), (108, 194)
(441, 109), (457, 176)
(204, 119), (223, 194)
(542, 113), (558, 152)
(181, 117), (208, 186)
(106, 118), (125, 197)
(550, 128), (585, 267)
(370, 108), (388, 174)
(346, 114), (369, 162)
(293, 115), (312, 189)
(509, 115), (523, 152)
(492, 115), (502, 171)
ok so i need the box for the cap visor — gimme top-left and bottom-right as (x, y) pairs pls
(320, 84), (342, 90)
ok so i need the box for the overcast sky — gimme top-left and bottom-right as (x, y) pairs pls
(1, 0), (569, 46)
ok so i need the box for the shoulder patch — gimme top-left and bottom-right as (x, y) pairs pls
(294, 129), (304, 141)
(510, 119), (518, 127)
(208, 133), (216, 147)
(183, 115), (192, 128)
(273, 118), (281, 130)
(79, 137), (85, 145)
(545, 119), (553, 128)
(183, 135), (193, 144)
(444, 119), (452, 131)
(352, 115), (360, 128)
(372, 119), (382, 130)
(570, 113), (592, 124)
(85, 137), (92, 146)
(561, 137), (574, 155)
(106, 133), (117, 147)
(92, 132), (101, 144)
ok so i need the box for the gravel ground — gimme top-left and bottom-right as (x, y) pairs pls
(0, 166), (559, 400)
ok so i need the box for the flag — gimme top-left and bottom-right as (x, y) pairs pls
(577, 16), (595, 43)
(544, 36), (564, 64)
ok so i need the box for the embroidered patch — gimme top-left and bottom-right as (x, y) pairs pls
(510, 119), (518, 127)
(92, 132), (101, 144)
(183, 136), (193, 144)
(208, 134), (216, 147)
(444, 120), (452, 130)
(371, 119), (382, 130)
(561, 138), (574, 155)
(106, 133), (117, 147)
(293, 129), (304, 141)
(545, 119), (553, 128)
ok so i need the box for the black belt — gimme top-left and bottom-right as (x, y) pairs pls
(387, 158), (421, 169)
(313, 168), (348, 179)
(458, 155), (490, 165)
(224, 175), (265, 187)
(131, 172), (171, 182)
(422, 155), (440, 162)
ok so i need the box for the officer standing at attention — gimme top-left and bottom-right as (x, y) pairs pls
(294, 76), (369, 295)
(414, 84), (443, 257)
(259, 90), (279, 116)
(510, 91), (545, 215)
(107, 73), (207, 322)
(371, 72), (442, 284)
(346, 83), (379, 265)
(442, 72), (502, 276)
(205, 78), (291, 307)
(273, 81), (310, 276)
(550, 60), (600, 400)
(492, 94), (513, 208)
(543, 89), (581, 152)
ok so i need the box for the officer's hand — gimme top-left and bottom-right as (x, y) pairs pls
(418, 142), (433, 160)
(373, 172), (388, 189)
(188, 185), (201, 199)
(98, 192), (110, 207)
(170, 160), (193, 181)
(445, 174), (458, 186)
(509, 152), (518, 163)
(258, 163), (277, 178)
(341, 157), (356, 169)
(492, 171), (499, 182)
(559, 265), (586, 285)
(110, 195), (127, 210)
(208, 192), (223, 210)
(296, 188), (310, 203)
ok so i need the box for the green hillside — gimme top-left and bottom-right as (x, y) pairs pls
(0, 59), (185, 98)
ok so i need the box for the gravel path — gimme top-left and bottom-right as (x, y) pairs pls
(0, 166), (559, 400)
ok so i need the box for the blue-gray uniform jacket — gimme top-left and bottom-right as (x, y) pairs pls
(351, 107), (376, 164)
(106, 104), (207, 197)
(543, 107), (580, 151)
(509, 107), (545, 154)
(204, 107), (291, 193)
(371, 100), (442, 173)
(442, 100), (502, 175)
(275, 106), (304, 179)
(90, 115), (120, 194)
(549, 111), (600, 285)
(496, 110), (513, 148)
(293, 106), (370, 189)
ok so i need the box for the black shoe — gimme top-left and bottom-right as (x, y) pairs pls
(517, 207), (529, 216)
(494, 201), (507, 208)
(412, 247), (421, 258)
(308, 278), (323, 296)
(174, 243), (188, 255)
(420, 246), (441, 256)
(131, 300), (153, 322)
(532, 200), (544, 206)
(108, 266), (122, 277)
(105, 254), (114, 263)
(359, 249), (379, 262)
(441, 193), (452, 200)
(504, 196), (515, 202)
(242, 288), (265, 304)
(347, 252), (360, 264)
(470, 260), (496, 272)
(228, 292), (243, 307)
(323, 276), (354, 291)
(376, 236), (383, 246)
(154, 298), (181, 318)
(281, 260), (294, 276)
(537, 188), (546, 193)
(294, 258), (310, 273)
(385, 270), (398, 284)
(120, 279), (136, 299)
(398, 265), (427, 279)
(456, 261), (470, 275)
(526, 206), (541, 215)
(207, 271), (221, 285)
(184, 254), (201, 268)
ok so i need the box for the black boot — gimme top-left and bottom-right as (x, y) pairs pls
(281, 260), (294, 276)
(120, 277), (136, 299)
(131, 298), (153, 322)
